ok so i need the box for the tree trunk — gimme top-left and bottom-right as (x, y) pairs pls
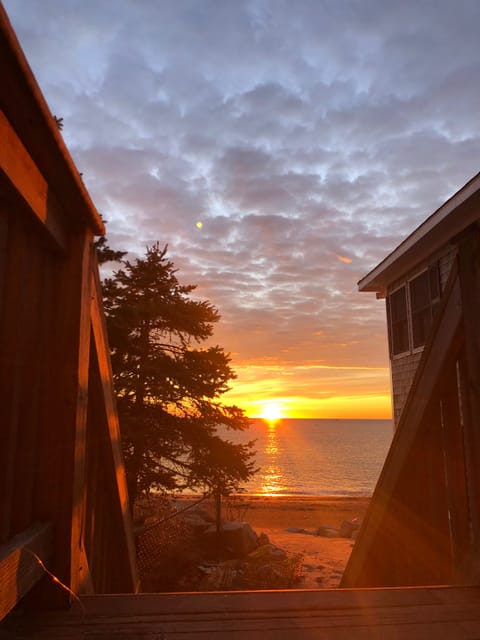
(215, 485), (222, 536)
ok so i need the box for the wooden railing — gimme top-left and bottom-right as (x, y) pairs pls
(342, 229), (480, 587)
(0, 202), (137, 620)
(0, 13), (138, 619)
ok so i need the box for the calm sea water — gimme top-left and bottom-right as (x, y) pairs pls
(224, 419), (393, 497)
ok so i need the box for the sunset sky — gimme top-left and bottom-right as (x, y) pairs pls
(5, 1), (480, 419)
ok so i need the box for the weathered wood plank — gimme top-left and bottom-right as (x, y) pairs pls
(10, 230), (45, 536)
(457, 229), (480, 578)
(26, 614), (480, 639)
(0, 213), (28, 543)
(0, 207), (7, 314)
(3, 587), (480, 639)
(0, 111), (66, 251)
(77, 586), (449, 614)
(69, 233), (94, 597)
(440, 366), (471, 581)
(88, 264), (138, 592)
(32, 231), (93, 607)
(419, 403), (452, 584)
(0, 522), (53, 622)
(85, 350), (133, 593)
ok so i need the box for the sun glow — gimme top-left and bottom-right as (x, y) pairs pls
(260, 402), (284, 423)
(223, 364), (392, 420)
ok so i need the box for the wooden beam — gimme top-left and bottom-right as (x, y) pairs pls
(440, 365), (471, 582)
(68, 233), (94, 597)
(0, 522), (53, 622)
(0, 110), (66, 251)
(456, 228), (480, 579)
(89, 263), (139, 592)
(33, 230), (94, 607)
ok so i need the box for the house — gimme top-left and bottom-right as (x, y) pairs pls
(342, 172), (480, 588)
(358, 172), (480, 427)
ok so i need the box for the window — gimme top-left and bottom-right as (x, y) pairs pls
(410, 271), (431, 348)
(387, 261), (442, 357)
(388, 286), (409, 355)
(409, 263), (441, 349)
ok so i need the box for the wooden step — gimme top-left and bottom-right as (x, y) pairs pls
(2, 586), (480, 639)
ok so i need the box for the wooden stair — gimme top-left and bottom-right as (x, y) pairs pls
(2, 586), (480, 639)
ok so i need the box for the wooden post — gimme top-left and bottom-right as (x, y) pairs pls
(456, 227), (480, 580)
(33, 229), (93, 606)
(88, 267), (139, 592)
(440, 363), (471, 582)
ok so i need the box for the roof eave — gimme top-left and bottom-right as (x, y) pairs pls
(358, 171), (480, 293)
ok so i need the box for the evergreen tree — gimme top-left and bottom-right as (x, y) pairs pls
(95, 234), (127, 264)
(101, 242), (256, 505)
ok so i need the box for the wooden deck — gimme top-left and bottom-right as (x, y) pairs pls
(2, 586), (480, 639)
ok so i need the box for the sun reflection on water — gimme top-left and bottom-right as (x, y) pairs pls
(265, 421), (279, 455)
(260, 420), (286, 495)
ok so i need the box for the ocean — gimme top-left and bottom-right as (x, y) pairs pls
(225, 418), (393, 497)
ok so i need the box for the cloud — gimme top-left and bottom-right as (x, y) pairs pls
(5, 0), (480, 416)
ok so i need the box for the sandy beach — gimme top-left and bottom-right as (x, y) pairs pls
(172, 495), (370, 589)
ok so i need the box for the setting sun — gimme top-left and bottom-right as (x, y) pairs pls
(222, 365), (392, 420)
(260, 402), (284, 423)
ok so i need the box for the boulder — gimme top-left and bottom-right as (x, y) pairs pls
(339, 517), (361, 539)
(258, 532), (270, 546)
(184, 511), (213, 535)
(204, 521), (258, 556)
(191, 507), (215, 523)
(315, 525), (338, 537)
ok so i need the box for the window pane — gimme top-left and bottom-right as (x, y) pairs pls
(410, 271), (429, 310)
(389, 287), (408, 355)
(410, 271), (431, 349)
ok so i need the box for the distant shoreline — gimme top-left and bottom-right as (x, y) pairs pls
(174, 492), (372, 500)
(171, 494), (370, 529)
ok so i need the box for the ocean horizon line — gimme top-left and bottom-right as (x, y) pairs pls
(247, 416), (392, 422)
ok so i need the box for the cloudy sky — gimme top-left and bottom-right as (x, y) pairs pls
(5, 0), (480, 419)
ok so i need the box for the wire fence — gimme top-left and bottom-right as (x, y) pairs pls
(134, 493), (304, 591)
